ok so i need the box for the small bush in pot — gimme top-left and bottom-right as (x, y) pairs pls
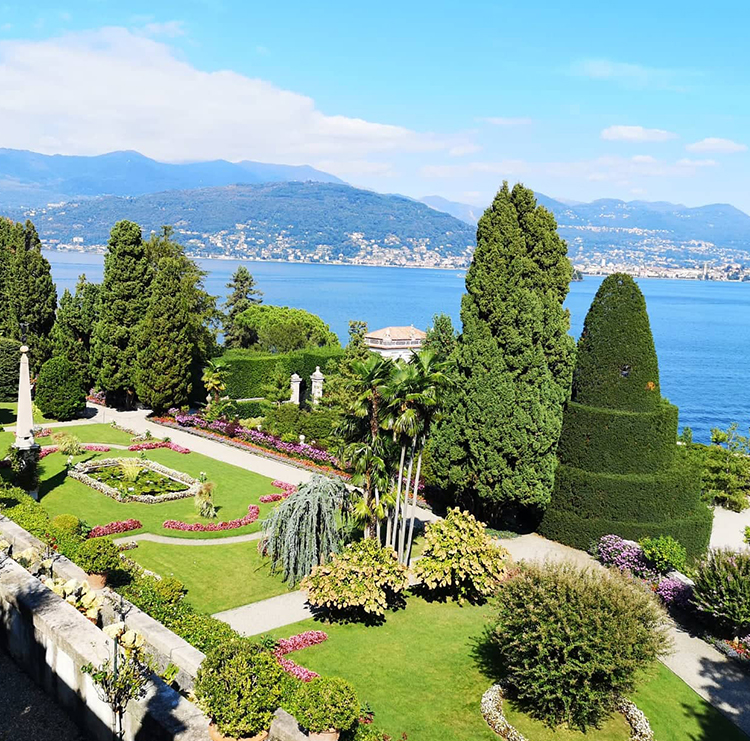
(293, 676), (359, 739)
(76, 538), (121, 586)
(692, 548), (750, 635)
(195, 639), (293, 740)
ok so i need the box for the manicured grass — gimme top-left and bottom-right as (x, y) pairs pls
(505, 701), (630, 740)
(128, 540), (290, 613)
(0, 423), (136, 448)
(268, 595), (749, 741)
(0, 401), (55, 426)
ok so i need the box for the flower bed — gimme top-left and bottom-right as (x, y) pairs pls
(259, 480), (298, 503)
(68, 458), (201, 503)
(706, 635), (750, 672)
(273, 630), (328, 682)
(162, 504), (260, 532)
(128, 441), (191, 454)
(89, 519), (143, 538)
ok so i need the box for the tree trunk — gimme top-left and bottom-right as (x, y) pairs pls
(391, 443), (406, 548)
(405, 439), (425, 566)
(374, 486), (381, 542)
(398, 438), (417, 563)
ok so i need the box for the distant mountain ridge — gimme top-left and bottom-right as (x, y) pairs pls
(0, 148), (344, 208)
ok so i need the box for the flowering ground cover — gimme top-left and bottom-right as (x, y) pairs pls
(127, 539), (291, 614)
(268, 594), (748, 741)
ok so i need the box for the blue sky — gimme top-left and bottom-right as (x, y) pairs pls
(1, 0), (749, 210)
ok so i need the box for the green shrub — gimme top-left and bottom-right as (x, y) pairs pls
(195, 640), (293, 738)
(491, 561), (670, 731)
(294, 676), (360, 734)
(76, 538), (121, 574)
(302, 540), (409, 620)
(0, 486), (51, 538)
(745, 526), (750, 545)
(413, 508), (510, 604)
(690, 441), (750, 512)
(35, 356), (86, 421)
(0, 337), (21, 402)
(235, 399), (269, 418)
(51, 431), (83, 456)
(640, 535), (687, 574)
(51, 514), (82, 535)
(692, 549), (750, 635)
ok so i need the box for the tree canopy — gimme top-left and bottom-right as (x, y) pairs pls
(223, 265), (263, 348)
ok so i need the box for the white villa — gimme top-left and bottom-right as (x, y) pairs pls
(365, 325), (426, 361)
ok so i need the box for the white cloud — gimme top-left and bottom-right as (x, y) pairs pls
(477, 117), (533, 126)
(0, 28), (449, 164)
(685, 137), (747, 154)
(570, 59), (695, 90)
(448, 143), (482, 157)
(139, 20), (186, 37)
(601, 125), (677, 143)
(676, 157), (718, 167)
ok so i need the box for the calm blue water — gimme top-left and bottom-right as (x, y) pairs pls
(44, 251), (750, 444)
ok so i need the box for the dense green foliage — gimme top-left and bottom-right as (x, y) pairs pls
(293, 676), (360, 734)
(223, 265), (263, 348)
(541, 274), (711, 558)
(413, 508), (510, 604)
(263, 404), (339, 445)
(639, 535), (688, 574)
(320, 320), (372, 412)
(0, 336), (21, 401)
(423, 313), (457, 362)
(491, 562), (670, 730)
(195, 640), (292, 738)
(135, 256), (193, 412)
(76, 538), (121, 574)
(220, 346), (344, 399)
(260, 474), (349, 584)
(236, 304), (339, 354)
(302, 539), (409, 620)
(35, 356), (86, 421)
(90, 221), (152, 406)
(51, 275), (100, 388)
(430, 183), (575, 517)
(691, 549), (750, 634)
(0, 486), (51, 539)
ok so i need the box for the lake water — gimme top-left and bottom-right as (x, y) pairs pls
(44, 251), (750, 443)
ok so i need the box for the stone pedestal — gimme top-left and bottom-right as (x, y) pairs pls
(290, 373), (302, 405)
(310, 366), (324, 405)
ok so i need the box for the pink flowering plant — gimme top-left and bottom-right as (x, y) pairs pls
(128, 441), (190, 454)
(89, 519), (142, 538)
(273, 630), (328, 682)
(259, 480), (298, 503)
(162, 504), (260, 532)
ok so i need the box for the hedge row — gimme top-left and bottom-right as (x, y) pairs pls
(0, 337), (21, 402)
(221, 347), (344, 400)
(235, 400), (268, 418)
(551, 453), (701, 523)
(539, 502), (713, 560)
(263, 404), (340, 445)
(557, 400), (678, 474)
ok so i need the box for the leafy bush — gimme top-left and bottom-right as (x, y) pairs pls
(51, 432), (83, 456)
(640, 535), (687, 574)
(264, 404), (339, 445)
(692, 549), (750, 634)
(194, 482), (217, 518)
(51, 513), (82, 535)
(35, 356), (86, 421)
(0, 337), (21, 402)
(302, 539), (409, 620)
(76, 537), (121, 574)
(195, 640), (293, 738)
(690, 440), (750, 512)
(236, 304), (339, 354)
(294, 676), (360, 733)
(413, 508), (510, 604)
(0, 486), (51, 538)
(235, 399), (269, 418)
(491, 561), (670, 730)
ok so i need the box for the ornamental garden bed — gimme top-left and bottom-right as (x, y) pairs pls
(68, 458), (201, 502)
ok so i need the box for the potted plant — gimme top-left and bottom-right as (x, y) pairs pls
(195, 639), (292, 741)
(293, 676), (359, 741)
(76, 538), (121, 589)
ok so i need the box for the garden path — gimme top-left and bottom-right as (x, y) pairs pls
(114, 531), (264, 546)
(710, 505), (750, 551)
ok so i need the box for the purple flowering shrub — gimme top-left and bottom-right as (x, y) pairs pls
(593, 535), (658, 582)
(655, 576), (693, 607)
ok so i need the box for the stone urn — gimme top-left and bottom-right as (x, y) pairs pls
(308, 732), (339, 741)
(86, 572), (107, 590)
(208, 723), (268, 741)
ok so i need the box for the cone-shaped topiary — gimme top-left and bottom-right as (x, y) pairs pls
(540, 273), (712, 558)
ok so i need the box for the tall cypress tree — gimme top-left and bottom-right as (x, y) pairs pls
(223, 265), (263, 348)
(0, 218), (20, 337)
(6, 221), (57, 371)
(135, 257), (193, 412)
(90, 221), (152, 406)
(51, 274), (100, 388)
(430, 183), (575, 519)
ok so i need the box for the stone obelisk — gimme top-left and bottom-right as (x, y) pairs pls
(13, 345), (40, 500)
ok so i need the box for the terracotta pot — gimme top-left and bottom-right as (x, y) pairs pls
(208, 722), (268, 741)
(86, 572), (107, 590)
(308, 731), (339, 741)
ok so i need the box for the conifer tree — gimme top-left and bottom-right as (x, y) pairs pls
(6, 221), (57, 371)
(423, 313), (457, 362)
(430, 183), (575, 518)
(135, 257), (193, 412)
(90, 221), (152, 407)
(0, 218), (19, 337)
(224, 265), (263, 348)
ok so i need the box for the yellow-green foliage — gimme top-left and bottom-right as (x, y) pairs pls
(414, 508), (510, 604)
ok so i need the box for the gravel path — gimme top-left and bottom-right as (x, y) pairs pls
(0, 649), (89, 741)
(214, 590), (314, 636)
(114, 530), (264, 546)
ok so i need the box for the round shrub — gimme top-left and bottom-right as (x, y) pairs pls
(51, 514), (82, 535)
(294, 676), (359, 734)
(491, 561), (670, 731)
(639, 535), (687, 575)
(35, 356), (86, 421)
(413, 508), (510, 604)
(692, 549), (750, 634)
(195, 639), (291, 738)
(76, 537), (121, 575)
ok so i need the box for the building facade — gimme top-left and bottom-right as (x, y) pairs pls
(364, 325), (426, 361)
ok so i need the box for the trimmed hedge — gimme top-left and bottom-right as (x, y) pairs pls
(221, 347), (344, 400)
(557, 400), (678, 474)
(552, 453), (701, 523)
(0, 337), (21, 402)
(235, 399), (269, 418)
(263, 404), (339, 445)
(540, 502), (713, 559)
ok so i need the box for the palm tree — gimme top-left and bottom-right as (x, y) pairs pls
(201, 360), (227, 404)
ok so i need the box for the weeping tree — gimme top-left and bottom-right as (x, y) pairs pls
(259, 474), (350, 585)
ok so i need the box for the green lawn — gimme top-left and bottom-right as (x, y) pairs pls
(0, 401), (55, 426)
(128, 540), (290, 613)
(0, 422), (136, 448)
(268, 595), (748, 741)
